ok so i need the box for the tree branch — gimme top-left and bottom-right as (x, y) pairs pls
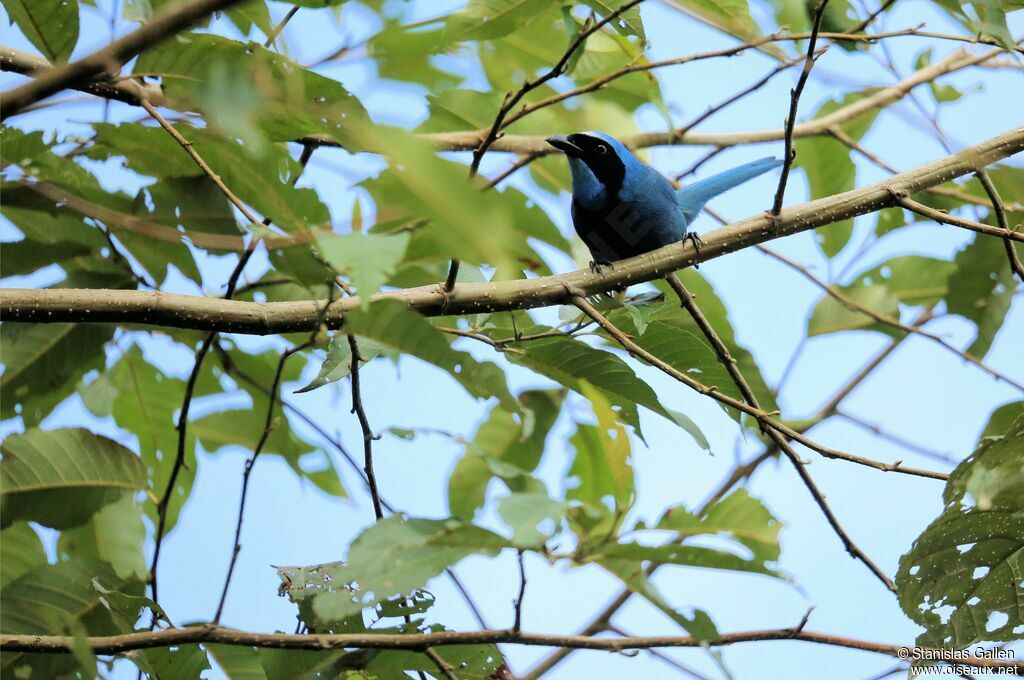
(1, 0), (248, 119)
(5, 125), (1020, 332)
(3, 627), (1020, 671)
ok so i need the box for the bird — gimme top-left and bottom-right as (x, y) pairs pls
(546, 131), (782, 270)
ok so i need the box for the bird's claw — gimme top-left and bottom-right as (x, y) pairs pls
(683, 232), (704, 269)
(589, 259), (613, 276)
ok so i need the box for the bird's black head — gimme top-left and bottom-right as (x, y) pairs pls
(546, 132), (626, 196)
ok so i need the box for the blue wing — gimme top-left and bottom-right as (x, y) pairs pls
(675, 157), (782, 223)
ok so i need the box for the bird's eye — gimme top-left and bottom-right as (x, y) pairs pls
(596, 144), (609, 155)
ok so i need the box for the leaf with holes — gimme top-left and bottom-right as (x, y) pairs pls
(312, 516), (510, 623)
(0, 428), (146, 530)
(896, 413), (1024, 647)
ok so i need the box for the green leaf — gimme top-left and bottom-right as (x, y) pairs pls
(0, 523), (47, 589)
(497, 492), (568, 547)
(0, 560), (129, 635)
(0, 322), (114, 427)
(342, 300), (516, 410)
(295, 335), (384, 394)
(312, 516), (510, 623)
(445, 0), (557, 41)
(134, 645), (212, 680)
(58, 494), (149, 580)
(4, 0), (79, 62)
(85, 122), (329, 235)
(980, 400), (1024, 441)
(83, 346), (198, 532)
(0, 428), (146, 530)
(590, 541), (781, 577)
(896, 413), (1024, 647)
(207, 644), (269, 680)
(0, 560), (130, 679)
(795, 90), (882, 257)
(133, 33), (366, 143)
(946, 234), (1015, 358)
(353, 124), (524, 272)
(317, 232), (410, 305)
(581, 0), (647, 41)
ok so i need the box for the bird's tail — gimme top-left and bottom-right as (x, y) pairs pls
(676, 157), (782, 221)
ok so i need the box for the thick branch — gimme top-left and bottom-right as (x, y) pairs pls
(2, 627), (1020, 671)
(1, 0), (247, 119)
(4, 125), (1021, 332)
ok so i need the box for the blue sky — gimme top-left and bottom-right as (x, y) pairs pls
(2, 1), (1022, 678)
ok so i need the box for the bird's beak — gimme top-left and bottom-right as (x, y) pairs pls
(546, 134), (583, 157)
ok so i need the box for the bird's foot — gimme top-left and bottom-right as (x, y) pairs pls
(589, 259), (614, 276)
(683, 232), (704, 268)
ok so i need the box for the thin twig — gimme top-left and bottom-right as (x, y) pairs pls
(513, 550), (527, 634)
(673, 147), (725, 182)
(674, 49), (818, 140)
(213, 345), (491, 630)
(606, 625), (712, 680)
(263, 5), (300, 48)
(771, 0), (831, 215)
(468, 0), (644, 175)
(141, 99), (265, 227)
(976, 168), (1024, 282)
(348, 334), (384, 521)
(899, 197), (1024, 243)
(149, 248), (254, 606)
(213, 340), (312, 623)
(836, 410), (957, 464)
(423, 648), (459, 680)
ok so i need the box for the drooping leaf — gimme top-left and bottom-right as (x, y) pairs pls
(0, 428), (146, 530)
(945, 234), (1015, 358)
(445, 0), (557, 41)
(896, 413), (1024, 647)
(133, 644), (212, 680)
